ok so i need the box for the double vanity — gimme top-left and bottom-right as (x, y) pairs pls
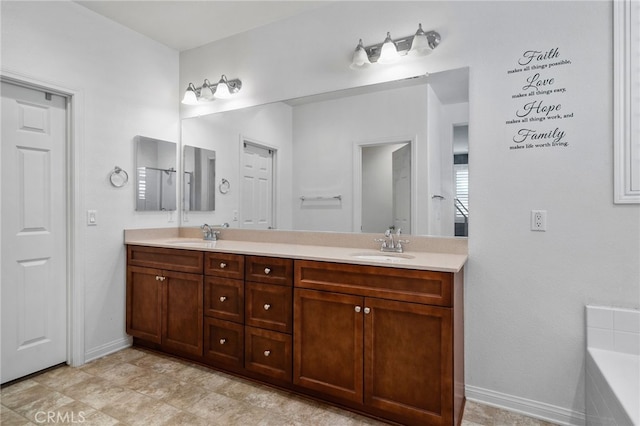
(124, 227), (467, 425)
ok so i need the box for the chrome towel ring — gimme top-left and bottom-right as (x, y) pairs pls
(109, 166), (129, 188)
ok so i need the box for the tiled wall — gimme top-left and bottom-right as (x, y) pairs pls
(585, 306), (639, 426)
(586, 305), (640, 354)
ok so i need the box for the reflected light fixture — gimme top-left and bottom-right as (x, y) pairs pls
(181, 75), (242, 104)
(351, 23), (441, 69)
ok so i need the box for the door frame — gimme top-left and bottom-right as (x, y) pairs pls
(1, 69), (85, 367)
(353, 135), (417, 234)
(238, 135), (277, 230)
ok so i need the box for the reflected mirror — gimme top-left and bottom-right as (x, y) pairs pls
(183, 145), (216, 212)
(135, 135), (177, 211)
(181, 67), (469, 236)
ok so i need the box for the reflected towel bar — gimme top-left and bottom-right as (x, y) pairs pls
(300, 195), (342, 201)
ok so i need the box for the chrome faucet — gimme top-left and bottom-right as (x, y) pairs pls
(201, 224), (220, 241)
(375, 228), (409, 253)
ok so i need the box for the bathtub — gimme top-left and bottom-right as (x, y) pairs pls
(585, 306), (639, 425)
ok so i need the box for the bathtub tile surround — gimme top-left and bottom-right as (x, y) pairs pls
(0, 347), (555, 426)
(585, 305), (639, 425)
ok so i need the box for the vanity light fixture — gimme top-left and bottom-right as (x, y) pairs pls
(181, 75), (242, 104)
(351, 23), (441, 68)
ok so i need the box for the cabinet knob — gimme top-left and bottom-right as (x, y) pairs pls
(264, 350), (271, 357)
(219, 338), (226, 345)
(263, 304), (271, 311)
(264, 267), (271, 275)
(364, 307), (371, 314)
(220, 262), (227, 269)
(155, 276), (166, 282)
(219, 296), (227, 302)
(355, 306), (361, 313)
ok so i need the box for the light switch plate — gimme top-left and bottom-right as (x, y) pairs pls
(87, 209), (97, 226)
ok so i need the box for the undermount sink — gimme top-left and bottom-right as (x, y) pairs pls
(350, 252), (415, 262)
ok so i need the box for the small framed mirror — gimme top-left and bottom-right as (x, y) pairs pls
(134, 136), (177, 211)
(183, 145), (216, 212)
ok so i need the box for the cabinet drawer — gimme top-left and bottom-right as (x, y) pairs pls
(127, 245), (203, 274)
(203, 317), (244, 368)
(205, 252), (244, 279)
(295, 260), (453, 307)
(245, 256), (293, 286)
(245, 326), (292, 382)
(246, 282), (292, 333)
(204, 277), (244, 323)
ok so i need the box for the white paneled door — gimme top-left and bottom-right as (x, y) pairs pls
(1, 81), (68, 383)
(241, 142), (273, 229)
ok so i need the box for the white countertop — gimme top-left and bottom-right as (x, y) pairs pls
(125, 234), (467, 273)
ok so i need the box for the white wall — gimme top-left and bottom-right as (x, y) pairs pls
(1, 1), (179, 361)
(180, 1), (640, 424)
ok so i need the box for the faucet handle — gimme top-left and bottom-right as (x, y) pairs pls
(374, 238), (387, 248)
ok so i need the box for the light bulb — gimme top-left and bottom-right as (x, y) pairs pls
(199, 79), (214, 101)
(350, 39), (371, 69)
(181, 83), (199, 105)
(377, 32), (399, 64)
(213, 75), (232, 99)
(409, 23), (431, 56)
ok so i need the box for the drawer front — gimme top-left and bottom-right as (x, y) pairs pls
(245, 326), (292, 382)
(295, 260), (453, 307)
(205, 252), (244, 279)
(246, 282), (292, 333)
(204, 277), (244, 323)
(245, 256), (293, 286)
(127, 245), (203, 274)
(203, 317), (244, 368)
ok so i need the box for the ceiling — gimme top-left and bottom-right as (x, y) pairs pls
(74, 1), (331, 51)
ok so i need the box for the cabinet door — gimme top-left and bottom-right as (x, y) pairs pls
(162, 270), (203, 356)
(364, 298), (453, 425)
(293, 288), (363, 403)
(126, 266), (163, 344)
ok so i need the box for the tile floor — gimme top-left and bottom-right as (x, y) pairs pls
(1, 347), (557, 426)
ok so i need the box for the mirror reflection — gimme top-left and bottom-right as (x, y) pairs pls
(135, 136), (177, 211)
(183, 145), (216, 212)
(181, 67), (469, 236)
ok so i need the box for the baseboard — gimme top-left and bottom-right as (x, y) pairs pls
(465, 385), (586, 426)
(83, 336), (132, 364)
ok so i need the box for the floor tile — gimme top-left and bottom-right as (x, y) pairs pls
(0, 348), (559, 426)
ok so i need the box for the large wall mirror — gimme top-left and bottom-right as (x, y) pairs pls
(183, 145), (216, 212)
(181, 67), (469, 236)
(134, 135), (177, 211)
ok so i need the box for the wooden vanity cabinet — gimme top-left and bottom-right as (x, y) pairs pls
(293, 260), (463, 426)
(126, 246), (203, 357)
(126, 245), (464, 425)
